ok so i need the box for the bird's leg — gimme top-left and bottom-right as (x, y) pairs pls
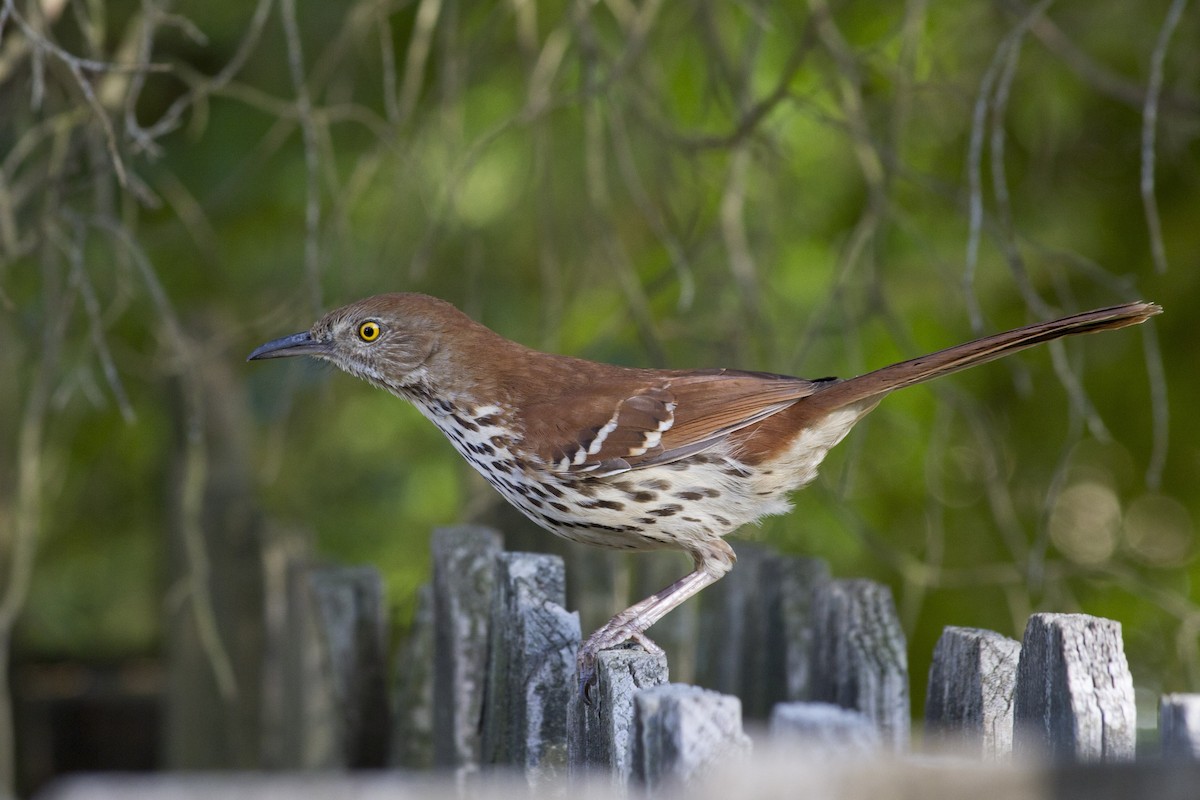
(578, 541), (734, 701)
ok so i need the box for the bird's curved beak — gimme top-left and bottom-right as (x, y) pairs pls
(247, 331), (330, 362)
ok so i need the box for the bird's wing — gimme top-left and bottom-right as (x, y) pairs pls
(521, 370), (826, 475)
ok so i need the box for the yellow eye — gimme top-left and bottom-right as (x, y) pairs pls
(357, 321), (381, 342)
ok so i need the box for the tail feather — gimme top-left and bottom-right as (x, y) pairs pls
(808, 301), (1161, 412)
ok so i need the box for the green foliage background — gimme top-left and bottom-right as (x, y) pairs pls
(2, 0), (1198, 742)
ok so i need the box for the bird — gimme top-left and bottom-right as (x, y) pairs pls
(248, 294), (1160, 695)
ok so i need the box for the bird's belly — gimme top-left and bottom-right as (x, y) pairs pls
(425, 399), (869, 555)
(751, 404), (872, 496)
(477, 448), (800, 553)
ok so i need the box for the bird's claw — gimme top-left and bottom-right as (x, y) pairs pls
(579, 660), (598, 706)
(576, 628), (663, 707)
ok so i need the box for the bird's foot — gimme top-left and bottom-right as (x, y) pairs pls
(576, 623), (663, 705)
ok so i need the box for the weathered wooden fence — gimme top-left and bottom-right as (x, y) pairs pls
(37, 525), (1200, 800)
(396, 527), (1200, 792)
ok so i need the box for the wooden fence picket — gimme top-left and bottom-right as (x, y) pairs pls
(430, 526), (503, 772)
(1013, 613), (1136, 762)
(925, 626), (1020, 759)
(1160, 694), (1200, 760)
(807, 578), (910, 751)
(481, 552), (579, 784)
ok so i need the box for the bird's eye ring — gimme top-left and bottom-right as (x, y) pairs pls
(358, 321), (381, 342)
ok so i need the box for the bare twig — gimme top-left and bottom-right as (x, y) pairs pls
(1140, 321), (1170, 489)
(987, 9), (1045, 317)
(609, 105), (696, 309)
(378, 4), (400, 124)
(640, 29), (813, 152)
(964, 0), (1053, 333)
(1027, 6), (1200, 115)
(280, 0), (324, 312)
(1, 0), (165, 75)
(399, 0), (443, 122)
(1140, 0), (1188, 275)
(63, 215), (135, 422)
(128, 0), (275, 147)
(1, 0), (171, 198)
(719, 146), (758, 313)
(575, 1), (666, 364)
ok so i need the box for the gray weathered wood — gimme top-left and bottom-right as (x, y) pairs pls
(924, 626), (1020, 758)
(807, 579), (909, 750)
(280, 565), (390, 769)
(389, 583), (434, 769)
(259, 533), (310, 769)
(309, 567), (390, 767)
(482, 552), (580, 784)
(431, 525), (504, 772)
(280, 563), (339, 769)
(568, 645), (669, 786)
(765, 555), (831, 706)
(695, 547), (830, 717)
(695, 545), (768, 707)
(631, 684), (750, 788)
(1013, 613), (1135, 762)
(768, 702), (881, 754)
(1160, 693), (1200, 760)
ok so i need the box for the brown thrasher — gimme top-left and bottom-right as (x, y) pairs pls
(249, 294), (1159, 694)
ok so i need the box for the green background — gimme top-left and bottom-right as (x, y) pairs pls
(2, 0), (1197, 750)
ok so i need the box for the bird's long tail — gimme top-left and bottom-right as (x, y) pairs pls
(807, 301), (1161, 413)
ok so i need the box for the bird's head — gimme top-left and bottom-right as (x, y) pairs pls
(247, 293), (472, 392)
